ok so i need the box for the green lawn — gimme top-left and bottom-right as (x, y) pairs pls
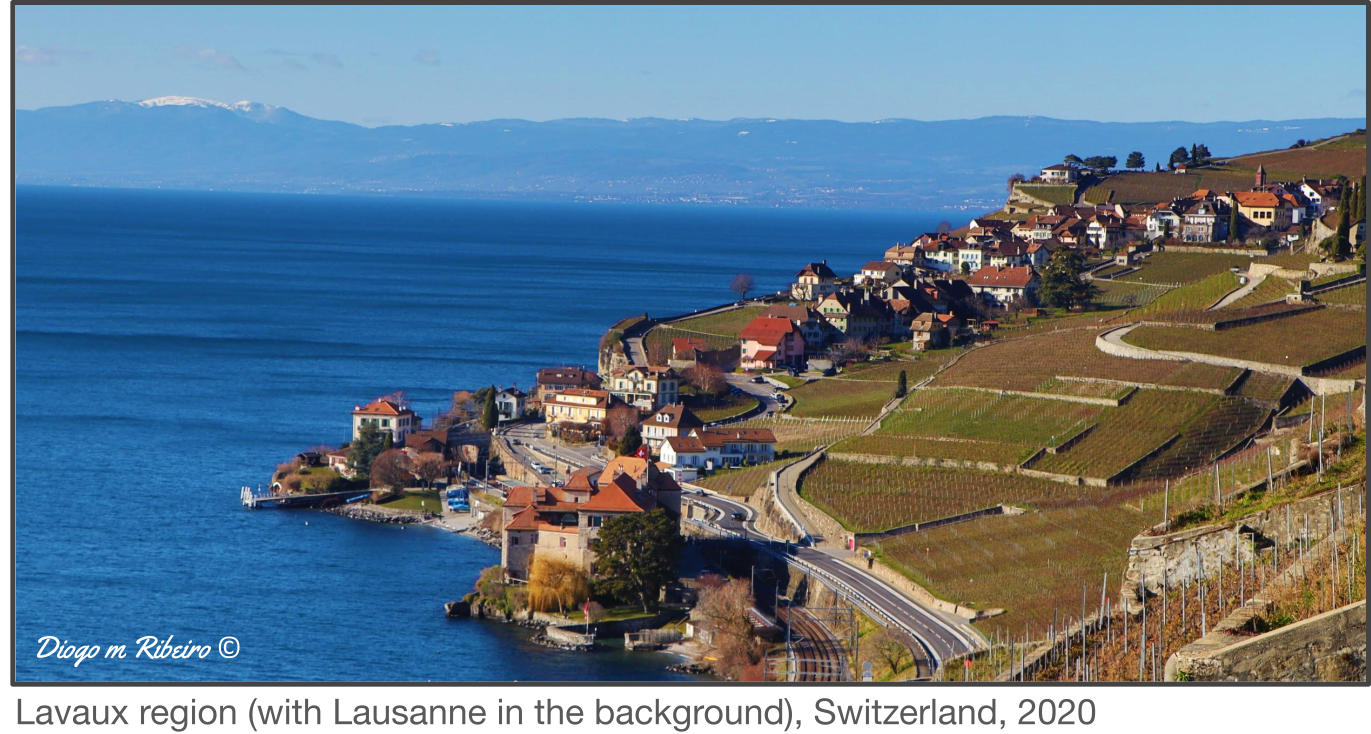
(684, 391), (757, 422)
(667, 306), (767, 337)
(379, 489), (443, 512)
(787, 378), (897, 418)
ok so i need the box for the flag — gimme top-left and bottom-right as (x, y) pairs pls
(583, 600), (591, 622)
(634, 445), (648, 459)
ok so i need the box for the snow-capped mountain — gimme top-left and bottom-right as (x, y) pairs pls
(14, 97), (1365, 207)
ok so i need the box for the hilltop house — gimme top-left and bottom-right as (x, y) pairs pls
(790, 261), (841, 301)
(1040, 164), (1079, 183)
(659, 427), (778, 477)
(352, 400), (420, 445)
(967, 265), (1040, 306)
(608, 365), (681, 410)
(740, 316), (807, 370)
(500, 461), (681, 582)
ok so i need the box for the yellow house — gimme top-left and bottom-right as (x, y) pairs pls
(1230, 191), (1293, 231)
(542, 388), (611, 424)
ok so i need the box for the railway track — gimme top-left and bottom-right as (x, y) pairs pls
(777, 607), (848, 681)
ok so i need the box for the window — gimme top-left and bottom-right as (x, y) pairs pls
(589, 515), (603, 527)
(559, 536), (567, 548)
(510, 535), (519, 546)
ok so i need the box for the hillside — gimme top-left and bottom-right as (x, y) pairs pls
(14, 97), (1364, 210)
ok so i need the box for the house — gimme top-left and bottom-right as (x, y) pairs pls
(1229, 191), (1294, 231)
(1298, 180), (1342, 216)
(739, 316), (807, 370)
(1180, 199), (1228, 243)
(918, 238), (963, 273)
(404, 429), (452, 457)
(1040, 164), (1079, 183)
(1145, 204), (1183, 241)
(500, 463), (680, 582)
(543, 388), (612, 424)
(759, 303), (836, 352)
(670, 337), (740, 370)
(816, 291), (890, 342)
(325, 448), (356, 478)
(494, 388), (527, 422)
(535, 367), (601, 402)
(1085, 213), (1125, 249)
(966, 265), (1040, 306)
(352, 400), (420, 445)
(790, 261), (841, 301)
(985, 239), (1031, 267)
(855, 260), (900, 286)
(641, 404), (704, 453)
(1025, 241), (1055, 268)
(884, 243), (924, 265)
(909, 311), (950, 351)
(609, 365), (681, 410)
(660, 427), (778, 473)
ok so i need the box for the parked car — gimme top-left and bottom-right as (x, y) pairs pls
(750, 376), (766, 384)
(821, 367), (837, 376)
(730, 511), (746, 521)
(511, 438), (522, 445)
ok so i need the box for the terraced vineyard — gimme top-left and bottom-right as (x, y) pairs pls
(692, 460), (786, 496)
(733, 416), (864, 455)
(1231, 371), (1295, 405)
(1316, 283), (1366, 308)
(787, 377), (896, 418)
(831, 435), (1036, 465)
(870, 501), (1154, 632)
(1130, 397), (1271, 481)
(1092, 170), (1270, 206)
(1124, 308), (1367, 367)
(1126, 272), (1241, 321)
(643, 326), (737, 357)
(1034, 378), (1133, 400)
(1223, 276), (1295, 310)
(1030, 390), (1219, 479)
(1093, 280), (1170, 308)
(934, 327), (1238, 392)
(799, 460), (1098, 532)
(879, 389), (1103, 447)
(1118, 253), (1252, 285)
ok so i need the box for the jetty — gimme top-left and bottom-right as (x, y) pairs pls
(240, 485), (372, 509)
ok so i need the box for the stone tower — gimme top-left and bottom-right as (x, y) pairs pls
(1255, 164), (1266, 188)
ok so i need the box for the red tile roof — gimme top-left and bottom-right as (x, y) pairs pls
(967, 265), (1037, 289)
(353, 399), (413, 416)
(1233, 191), (1280, 208)
(582, 473), (651, 513)
(740, 316), (798, 346)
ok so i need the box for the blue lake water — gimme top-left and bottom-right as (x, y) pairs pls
(15, 186), (940, 681)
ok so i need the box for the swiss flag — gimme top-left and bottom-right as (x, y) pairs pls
(634, 445), (649, 459)
(584, 600), (591, 621)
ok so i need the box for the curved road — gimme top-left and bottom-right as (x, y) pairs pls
(685, 487), (979, 671)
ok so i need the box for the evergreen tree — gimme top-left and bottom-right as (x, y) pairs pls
(1168, 147), (1189, 170)
(1125, 151), (1145, 170)
(590, 510), (680, 612)
(895, 369), (907, 399)
(347, 422), (387, 474)
(1356, 176), (1366, 222)
(1188, 144), (1199, 164)
(617, 425), (643, 456)
(1228, 202), (1240, 243)
(480, 385), (498, 430)
(1037, 248), (1098, 309)
(1333, 186), (1352, 260)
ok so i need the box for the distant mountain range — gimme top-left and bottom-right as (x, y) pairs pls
(16, 96), (1365, 210)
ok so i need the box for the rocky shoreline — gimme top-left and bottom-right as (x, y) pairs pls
(322, 504), (428, 524)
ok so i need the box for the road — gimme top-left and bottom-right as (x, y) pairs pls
(499, 420), (607, 482)
(685, 487), (979, 672)
(719, 374), (786, 422)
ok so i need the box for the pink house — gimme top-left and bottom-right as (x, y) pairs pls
(739, 316), (806, 371)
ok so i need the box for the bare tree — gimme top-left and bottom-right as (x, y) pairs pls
(370, 448), (412, 490)
(935, 220), (952, 234)
(730, 273), (756, 301)
(601, 403), (641, 442)
(448, 390), (480, 424)
(869, 626), (916, 677)
(646, 338), (672, 366)
(694, 575), (764, 680)
(411, 452), (445, 489)
(1007, 173), (1026, 193)
(684, 363), (728, 397)
(829, 337), (872, 362)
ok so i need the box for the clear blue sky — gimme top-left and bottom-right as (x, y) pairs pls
(17, 5), (1367, 126)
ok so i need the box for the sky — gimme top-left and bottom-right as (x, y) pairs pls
(15, 5), (1368, 127)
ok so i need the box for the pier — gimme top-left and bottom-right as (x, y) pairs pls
(241, 485), (373, 509)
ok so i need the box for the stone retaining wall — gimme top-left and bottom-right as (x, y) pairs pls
(1168, 601), (1366, 681)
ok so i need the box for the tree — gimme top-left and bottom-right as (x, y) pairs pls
(646, 338), (672, 366)
(693, 575), (765, 680)
(347, 422), (388, 474)
(1355, 176), (1366, 223)
(617, 425), (643, 457)
(828, 337), (872, 362)
(448, 390), (480, 425)
(895, 369), (907, 399)
(869, 626), (917, 678)
(730, 273), (756, 302)
(601, 403), (641, 443)
(590, 509), (680, 612)
(1125, 151), (1145, 170)
(684, 362), (728, 397)
(935, 220), (952, 234)
(1038, 248), (1098, 309)
(1064, 154), (1083, 166)
(1194, 143), (1211, 164)
(480, 386), (498, 431)
(369, 448), (411, 490)
(1228, 202), (1240, 243)
(959, 261), (971, 276)
(527, 556), (590, 614)
(1082, 155), (1117, 171)
(411, 452), (445, 489)
(1007, 173), (1025, 193)
(1155, 162), (1162, 172)
(1168, 147), (1189, 170)
(1333, 186), (1353, 260)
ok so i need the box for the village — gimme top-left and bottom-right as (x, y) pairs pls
(255, 133), (1367, 682)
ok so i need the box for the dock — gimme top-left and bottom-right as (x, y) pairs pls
(241, 485), (373, 509)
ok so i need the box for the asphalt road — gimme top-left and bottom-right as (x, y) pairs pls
(686, 488), (978, 671)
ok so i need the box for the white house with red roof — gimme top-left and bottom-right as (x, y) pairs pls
(966, 265), (1040, 306)
(739, 316), (806, 371)
(351, 399), (420, 445)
